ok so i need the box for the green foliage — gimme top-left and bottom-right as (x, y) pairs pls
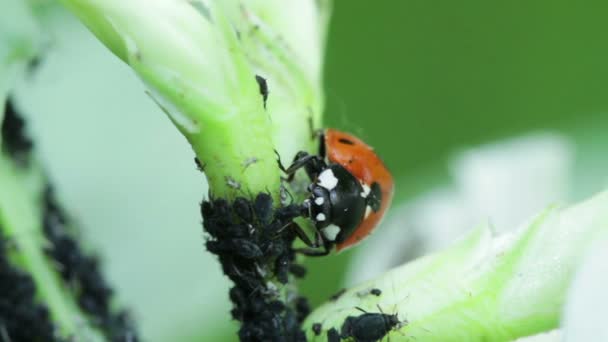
(304, 191), (608, 341)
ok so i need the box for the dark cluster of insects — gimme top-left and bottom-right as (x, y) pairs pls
(201, 193), (310, 342)
(1, 99), (34, 167)
(0, 99), (57, 341)
(0, 229), (57, 342)
(0, 100), (137, 341)
(43, 187), (138, 342)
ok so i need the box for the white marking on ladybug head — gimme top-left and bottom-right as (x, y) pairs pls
(316, 213), (326, 222)
(360, 183), (371, 198)
(322, 225), (341, 241)
(364, 205), (373, 219)
(314, 197), (325, 205)
(318, 169), (338, 190)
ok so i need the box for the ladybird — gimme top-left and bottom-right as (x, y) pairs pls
(281, 128), (394, 255)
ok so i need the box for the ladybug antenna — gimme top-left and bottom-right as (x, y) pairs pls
(355, 306), (367, 314)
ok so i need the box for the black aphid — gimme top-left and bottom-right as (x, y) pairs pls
(201, 193), (310, 341)
(43, 186), (138, 341)
(312, 322), (322, 336)
(1, 99), (33, 167)
(329, 288), (347, 301)
(340, 309), (400, 342)
(370, 288), (382, 296)
(254, 75), (269, 108)
(0, 231), (57, 341)
(327, 327), (341, 342)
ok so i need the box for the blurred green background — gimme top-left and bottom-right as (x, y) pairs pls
(303, 0), (608, 313)
(324, 0), (608, 175)
(9, 1), (608, 341)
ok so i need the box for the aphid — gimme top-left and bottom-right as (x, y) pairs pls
(225, 176), (241, 190)
(1, 99), (33, 166)
(242, 157), (258, 172)
(356, 287), (383, 298)
(206, 239), (263, 259)
(295, 296), (311, 323)
(340, 307), (401, 342)
(327, 327), (341, 342)
(274, 254), (290, 284)
(288, 263), (307, 278)
(281, 128), (394, 255)
(255, 74), (269, 108)
(329, 288), (347, 301)
(233, 197), (254, 224)
(253, 193), (273, 225)
(370, 288), (382, 297)
(312, 323), (323, 336)
(194, 157), (205, 171)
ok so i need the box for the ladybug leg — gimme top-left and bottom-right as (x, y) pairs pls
(290, 222), (316, 248)
(276, 151), (311, 182)
(275, 150), (288, 173)
(282, 151), (326, 182)
(285, 152), (315, 173)
(290, 222), (333, 257)
(294, 240), (333, 257)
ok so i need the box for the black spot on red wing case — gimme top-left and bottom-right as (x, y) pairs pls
(338, 137), (355, 145)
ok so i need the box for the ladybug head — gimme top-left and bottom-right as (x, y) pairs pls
(306, 164), (368, 244)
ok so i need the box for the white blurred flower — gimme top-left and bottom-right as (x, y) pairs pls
(514, 330), (561, 342)
(453, 133), (573, 234)
(562, 238), (608, 341)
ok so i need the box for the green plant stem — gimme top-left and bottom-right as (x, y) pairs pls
(0, 155), (103, 341)
(0, 5), (105, 337)
(304, 190), (608, 341)
(60, 0), (282, 199)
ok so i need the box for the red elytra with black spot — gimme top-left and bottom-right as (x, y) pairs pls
(324, 129), (394, 251)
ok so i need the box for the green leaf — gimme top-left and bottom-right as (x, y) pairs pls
(304, 190), (608, 341)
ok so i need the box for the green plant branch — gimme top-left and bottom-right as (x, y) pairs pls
(60, 0), (332, 200)
(58, 2), (332, 339)
(59, 0), (289, 199)
(0, 155), (103, 341)
(0, 2), (109, 339)
(304, 190), (608, 341)
(221, 1), (328, 158)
